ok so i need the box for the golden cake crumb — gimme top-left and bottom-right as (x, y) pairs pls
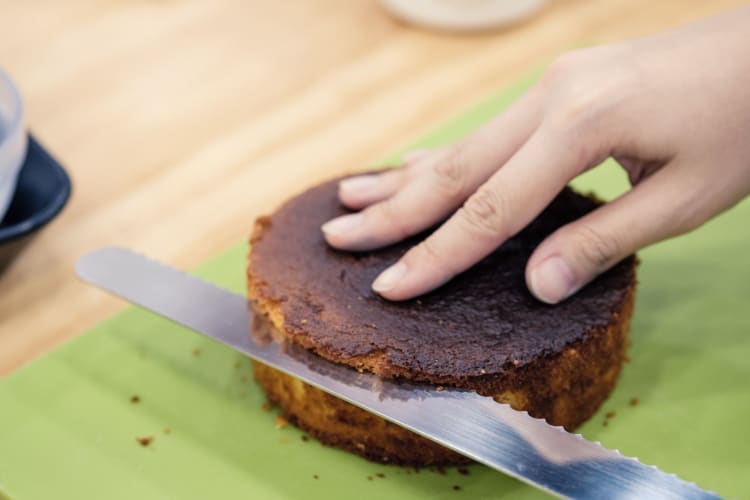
(275, 415), (289, 429)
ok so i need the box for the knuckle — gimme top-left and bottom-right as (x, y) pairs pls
(568, 224), (620, 272)
(370, 198), (410, 239)
(418, 237), (444, 265)
(543, 81), (615, 169)
(543, 52), (580, 86)
(541, 49), (593, 91)
(415, 236), (459, 276)
(552, 84), (604, 129)
(543, 48), (625, 130)
(459, 187), (509, 239)
(432, 145), (469, 198)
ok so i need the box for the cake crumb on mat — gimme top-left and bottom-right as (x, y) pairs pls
(136, 435), (154, 447)
(275, 415), (289, 429)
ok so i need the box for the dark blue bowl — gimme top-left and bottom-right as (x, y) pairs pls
(0, 135), (71, 270)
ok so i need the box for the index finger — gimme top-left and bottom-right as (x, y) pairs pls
(372, 124), (603, 300)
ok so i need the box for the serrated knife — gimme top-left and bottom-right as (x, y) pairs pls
(76, 247), (720, 500)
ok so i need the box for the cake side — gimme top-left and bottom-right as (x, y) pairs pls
(248, 284), (633, 465)
(252, 361), (471, 466)
(248, 281), (634, 434)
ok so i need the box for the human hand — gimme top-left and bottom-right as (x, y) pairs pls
(322, 7), (750, 304)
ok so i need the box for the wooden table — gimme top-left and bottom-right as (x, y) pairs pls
(0, 0), (743, 375)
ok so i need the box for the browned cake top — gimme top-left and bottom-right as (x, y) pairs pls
(249, 176), (636, 381)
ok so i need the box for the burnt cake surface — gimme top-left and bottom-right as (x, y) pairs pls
(248, 174), (636, 465)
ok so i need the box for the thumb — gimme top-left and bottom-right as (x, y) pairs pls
(525, 167), (702, 304)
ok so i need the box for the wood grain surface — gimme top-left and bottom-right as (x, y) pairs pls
(0, 0), (744, 375)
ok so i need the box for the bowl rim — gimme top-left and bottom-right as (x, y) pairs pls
(0, 135), (72, 243)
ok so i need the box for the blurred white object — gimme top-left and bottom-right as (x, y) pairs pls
(0, 68), (27, 222)
(380, 0), (546, 32)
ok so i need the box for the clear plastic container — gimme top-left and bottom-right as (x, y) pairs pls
(0, 68), (28, 222)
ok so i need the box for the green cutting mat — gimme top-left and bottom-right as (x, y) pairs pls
(2, 74), (749, 500)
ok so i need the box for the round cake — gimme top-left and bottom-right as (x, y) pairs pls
(247, 174), (637, 466)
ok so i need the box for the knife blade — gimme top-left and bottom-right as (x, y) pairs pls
(76, 247), (720, 500)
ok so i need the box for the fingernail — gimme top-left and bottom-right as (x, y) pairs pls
(321, 213), (364, 237)
(339, 176), (380, 196)
(529, 256), (578, 304)
(372, 262), (408, 294)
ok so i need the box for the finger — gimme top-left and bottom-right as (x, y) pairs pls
(338, 156), (437, 210)
(525, 163), (703, 304)
(323, 87), (544, 251)
(372, 122), (598, 300)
